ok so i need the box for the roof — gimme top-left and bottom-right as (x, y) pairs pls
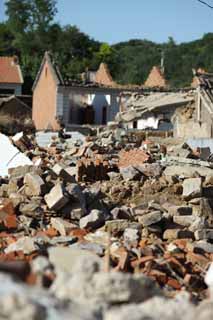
(144, 66), (167, 88)
(0, 57), (23, 84)
(0, 95), (31, 111)
(32, 51), (64, 91)
(117, 92), (194, 122)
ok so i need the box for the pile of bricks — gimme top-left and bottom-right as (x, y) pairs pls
(77, 158), (111, 182)
(118, 149), (152, 168)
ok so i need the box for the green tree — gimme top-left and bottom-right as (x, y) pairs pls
(0, 22), (15, 55)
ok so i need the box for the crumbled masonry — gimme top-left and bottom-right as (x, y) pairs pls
(0, 127), (213, 319)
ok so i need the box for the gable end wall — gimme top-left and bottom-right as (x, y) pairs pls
(32, 60), (60, 131)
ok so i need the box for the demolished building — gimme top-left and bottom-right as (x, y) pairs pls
(174, 71), (213, 138)
(0, 95), (31, 119)
(32, 52), (124, 130)
(117, 91), (194, 132)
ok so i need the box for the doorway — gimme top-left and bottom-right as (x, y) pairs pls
(102, 106), (107, 125)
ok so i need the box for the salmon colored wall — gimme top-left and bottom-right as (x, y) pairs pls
(32, 61), (60, 131)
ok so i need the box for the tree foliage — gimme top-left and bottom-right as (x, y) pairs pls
(1, 0), (213, 93)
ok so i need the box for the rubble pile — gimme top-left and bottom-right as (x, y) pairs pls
(0, 129), (212, 319)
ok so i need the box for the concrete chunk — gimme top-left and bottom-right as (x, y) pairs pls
(168, 206), (192, 216)
(163, 229), (194, 240)
(80, 209), (105, 230)
(194, 229), (213, 240)
(182, 178), (202, 200)
(119, 166), (141, 181)
(51, 217), (76, 236)
(173, 215), (196, 227)
(105, 220), (142, 233)
(139, 211), (162, 227)
(44, 183), (69, 211)
(24, 173), (46, 196)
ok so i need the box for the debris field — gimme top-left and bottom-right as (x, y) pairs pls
(0, 127), (212, 320)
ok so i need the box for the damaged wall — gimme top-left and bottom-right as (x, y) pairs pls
(60, 87), (120, 127)
(125, 105), (177, 131)
(173, 95), (213, 139)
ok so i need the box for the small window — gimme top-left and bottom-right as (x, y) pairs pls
(45, 67), (48, 77)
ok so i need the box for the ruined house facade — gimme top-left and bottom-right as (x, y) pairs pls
(0, 56), (23, 95)
(32, 52), (121, 130)
(117, 92), (194, 132)
(174, 71), (213, 138)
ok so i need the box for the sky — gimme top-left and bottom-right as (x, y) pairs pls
(0, 0), (212, 44)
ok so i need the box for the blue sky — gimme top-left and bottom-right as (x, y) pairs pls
(0, 0), (212, 44)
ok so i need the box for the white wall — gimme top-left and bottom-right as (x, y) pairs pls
(59, 88), (121, 126)
(88, 93), (120, 124)
(88, 93), (110, 124)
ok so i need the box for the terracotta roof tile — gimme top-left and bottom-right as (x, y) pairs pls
(0, 57), (23, 84)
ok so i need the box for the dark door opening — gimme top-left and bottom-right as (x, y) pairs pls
(133, 120), (138, 129)
(102, 106), (107, 125)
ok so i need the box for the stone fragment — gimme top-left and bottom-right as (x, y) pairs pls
(0, 293), (47, 320)
(173, 215), (196, 227)
(65, 183), (86, 209)
(51, 217), (76, 236)
(73, 242), (105, 256)
(187, 240), (213, 253)
(51, 164), (76, 183)
(31, 256), (51, 274)
(51, 163), (64, 176)
(60, 167), (77, 183)
(194, 300), (213, 320)
(163, 229), (194, 240)
(9, 193), (25, 208)
(105, 220), (142, 234)
(124, 228), (140, 247)
(49, 236), (77, 246)
(189, 217), (207, 232)
(111, 206), (132, 220)
(168, 206), (192, 216)
(119, 166), (141, 181)
(135, 163), (162, 177)
(194, 229), (213, 240)
(48, 247), (102, 274)
(24, 173), (46, 196)
(104, 296), (194, 320)
(52, 271), (159, 304)
(44, 183), (69, 211)
(9, 165), (41, 179)
(182, 178), (202, 200)
(5, 237), (38, 255)
(164, 165), (213, 183)
(139, 211), (162, 227)
(187, 252), (209, 269)
(79, 209), (105, 230)
(19, 199), (42, 217)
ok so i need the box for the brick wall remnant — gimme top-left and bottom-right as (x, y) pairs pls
(144, 66), (167, 88)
